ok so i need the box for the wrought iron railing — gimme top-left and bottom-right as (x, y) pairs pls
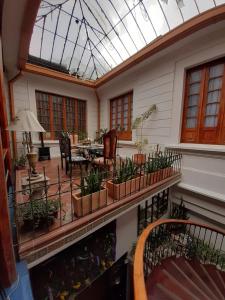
(133, 219), (225, 300)
(10, 150), (181, 250)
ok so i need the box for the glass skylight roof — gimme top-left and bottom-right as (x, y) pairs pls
(29, 0), (225, 81)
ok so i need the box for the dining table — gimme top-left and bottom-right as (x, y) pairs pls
(71, 143), (104, 158)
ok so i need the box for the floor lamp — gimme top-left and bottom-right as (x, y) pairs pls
(7, 109), (46, 180)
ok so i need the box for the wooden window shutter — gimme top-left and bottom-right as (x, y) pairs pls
(199, 62), (225, 144)
(181, 69), (204, 143)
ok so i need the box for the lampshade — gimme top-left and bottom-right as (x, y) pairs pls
(7, 110), (45, 132)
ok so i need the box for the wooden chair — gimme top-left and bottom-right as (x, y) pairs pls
(60, 135), (88, 174)
(92, 129), (117, 171)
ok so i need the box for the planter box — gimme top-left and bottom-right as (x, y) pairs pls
(133, 154), (146, 165)
(161, 167), (173, 179)
(72, 187), (107, 217)
(107, 176), (145, 200)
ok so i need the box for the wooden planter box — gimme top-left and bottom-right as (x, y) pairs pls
(133, 153), (146, 165)
(107, 176), (145, 200)
(161, 167), (173, 179)
(72, 187), (108, 217)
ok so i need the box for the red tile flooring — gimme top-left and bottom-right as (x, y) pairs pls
(15, 158), (113, 245)
(16, 158), (85, 244)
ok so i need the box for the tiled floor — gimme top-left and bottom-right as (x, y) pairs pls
(15, 158), (113, 245)
(16, 158), (86, 244)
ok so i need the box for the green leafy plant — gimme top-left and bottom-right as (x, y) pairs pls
(95, 128), (108, 144)
(113, 158), (138, 184)
(15, 154), (27, 168)
(19, 198), (61, 228)
(144, 156), (160, 173)
(79, 169), (104, 196)
(78, 130), (87, 141)
(132, 104), (157, 153)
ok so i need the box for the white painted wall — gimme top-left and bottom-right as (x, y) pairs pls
(98, 21), (225, 225)
(13, 73), (98, 157)
(116, 207), (138, 260)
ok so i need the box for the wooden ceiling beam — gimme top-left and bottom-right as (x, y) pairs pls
(24, 63), (95, 88)
(18, 0), (42, 69)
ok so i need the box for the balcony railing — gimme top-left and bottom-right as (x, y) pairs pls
(133, 219), (225, 300)
(11, 150), (182, 259)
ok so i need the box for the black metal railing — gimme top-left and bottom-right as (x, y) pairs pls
(134, 219), (225, 300)
(10, 150), (182, 248)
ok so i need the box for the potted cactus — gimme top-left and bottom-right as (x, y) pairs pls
(72, 169), (107, 217)
(157, 152), (174, 179)
(106, 158), (144, 200)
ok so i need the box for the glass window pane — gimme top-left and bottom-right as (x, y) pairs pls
(186, 118), (197, 128)
(205, 103), (219, 116)
(209, 64), (224, 78)
(207, 90), (221, 103)
(189, 82), (200, 95)
(188, 95), (199, 106)
(190, 70), (201, 83)
(208, 78), (222, 91)
(187, 106), (198, 117)
(204, 116), (218, 127)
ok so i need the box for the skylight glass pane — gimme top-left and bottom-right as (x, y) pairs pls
(29, 0), (225, 80)
(195, 0), (215, 12)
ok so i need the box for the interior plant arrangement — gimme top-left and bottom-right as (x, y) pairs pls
(72, 169), (107, 217)
(157, 151), (175, 179)
(132, 104), (157, 164)
(19, 198), (61, 229)
(95, 128), (108, 144)
(15, 153), (27, 170)
(144, 154), (161, 185)
(106, 158), (144, 200)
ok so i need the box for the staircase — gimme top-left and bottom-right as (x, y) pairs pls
(147, 256), (225, 300)
(133, 219), (225, 300)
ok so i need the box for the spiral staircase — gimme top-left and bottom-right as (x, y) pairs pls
(134, 219), (225, 300)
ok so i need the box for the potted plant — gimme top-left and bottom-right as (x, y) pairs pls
(72, 169), (107, 217)
(19, 198), (60, 229)
(132, 104), (157, 164)
(15, 154), (27, 170)
(157, 152), (174, 179)
(144, 155), (161, 185)
(106, 158), (143, 200)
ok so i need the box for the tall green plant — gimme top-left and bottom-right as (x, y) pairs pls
(114, 159), (138, 184)
(80, 169), (103, 196)
(132, 104), (157, 153)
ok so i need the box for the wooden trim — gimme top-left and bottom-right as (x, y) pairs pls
(133, 218), (225, 300)
(8, 71), (24, 158)
(24, 63), (95, 88)
(0, 134), (16, 287)
(62, 97), (67, 130)
(18, 0), (42, 69)
(110, 91), (133, 141)
(95, 90), (101, 132)
(95, 5), (225, 88)
(182, 57), (225, 144)
(49, 95), (54, 140)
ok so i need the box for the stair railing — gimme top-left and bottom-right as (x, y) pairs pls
(133, 219), (225, 300)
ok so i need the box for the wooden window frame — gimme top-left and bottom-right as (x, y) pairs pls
(36, 91), (87, 140)
(181, 57), (225, 145)
(110, 91), (133, 141)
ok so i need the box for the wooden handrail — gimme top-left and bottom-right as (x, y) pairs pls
(133, 218), (225, 300)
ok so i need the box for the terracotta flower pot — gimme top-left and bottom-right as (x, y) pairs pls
(72, 187), (108, 217)
(107, 176), (144, 200)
